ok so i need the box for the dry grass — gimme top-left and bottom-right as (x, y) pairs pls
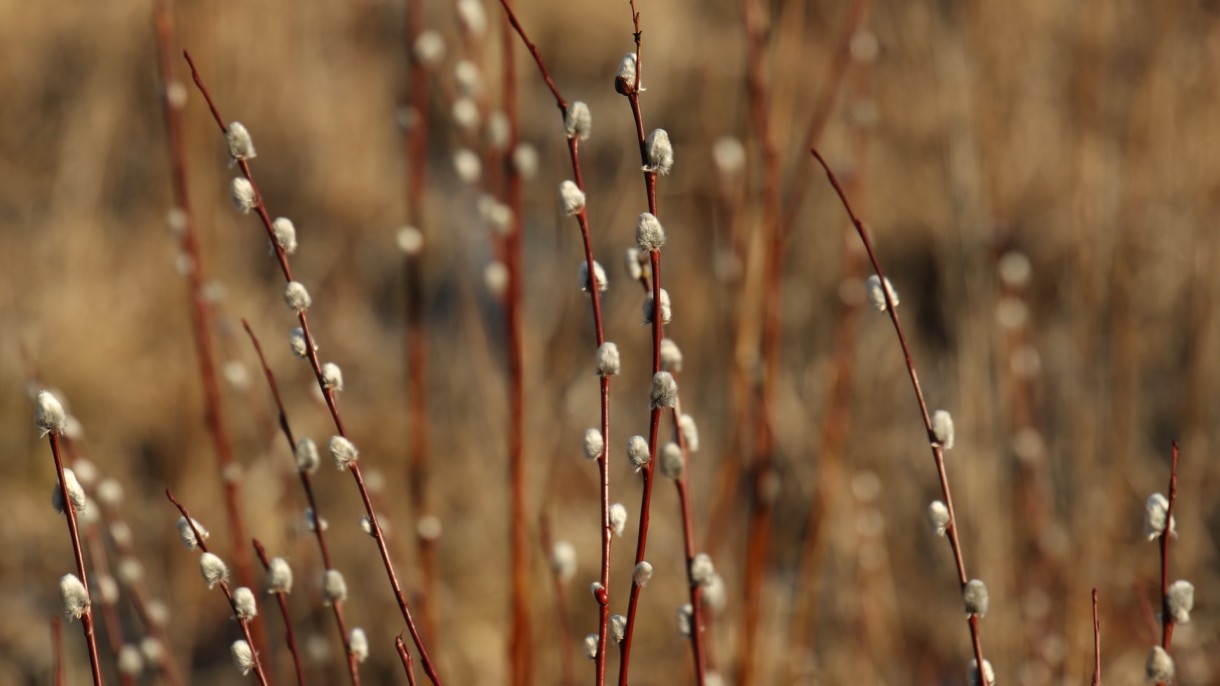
(2, 1), (1219, 684)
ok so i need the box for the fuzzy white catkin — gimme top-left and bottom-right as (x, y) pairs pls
(559, 180), (586, 216)
(230, 177), (256, 213)
(565, 101), (592, 140)
(636, 213), (666, 251)
(866, 275), (899, 312)
(455, 0), (487, 35)
(329, 436), (359, 469)
(627, 435), (651, 471)
(651, 371), (679, 409)
(349, 628), (369, 663)
(454, 61), (481, 97)
(267, 557), (293, 594)
(691, 553), (715, 587)
(659, 443), (685, 479)
(453, 149), (482, 184)
(590, 582), (604, 600)
(633, 561), (654, 587)
(615, 53), (638, 93)
(177, 516), (210, 550)
(294, 438), (320, 473)
(226, 122), (256, 161)
(679, 414), (699, 452)
(413, 30), (445, 66)
(322, 569), (347, 605)
(513, 144), (539, 179)
(932, 410), (955, 450)
(284, 281), (312, 312)
(321, 363), (344, 391)
(969, 658), (995, 686)
(703, 573), (727, 612)
(484, 262), (509, 296)
(118, 644), (143, 676)
(610, 614), (627, 643)
(60, 574), (89, 619)
(289, 327), (310, 358)
(583, 428), (604, 460)
(117, 559), (143, 584)
(52, 468), (86, 514)
(1144, 493), (1175, 540)
(579, 261), (608, 293)
(643, 289), (672, 325)
(1167, 580), (1194, 624)
(624, 247), (644, 281)
(305, 508), (328, 533)
(232, 587), (258, 620)
(272, 217), (297, 254)
(644, 129), (674, 175)
(452, 97), (480, 131)
(200, 553), (229, 589)
(550, 541), (577, 582)
(677, 603), (693, 636)
(963, 579), (989, 617)
(95, 575), (119, 605)
(486, 111), (510, 151)
(583, 633), (599, 660)
(610, 503), (628, 537)
(660, 338), (683, 372)
(231, 640), (255, 676)
(928, 501), (951, 536)
(596, 342), (621, 377)
(712, 136), (746, 174)
(397, 226), (424, 256)
(35, 390), (67, 436)
(1145, 646), (1174, 683)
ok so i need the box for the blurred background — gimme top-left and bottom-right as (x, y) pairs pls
(1, 0), (1218, 684)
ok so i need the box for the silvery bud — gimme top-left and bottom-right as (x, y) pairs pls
(596, 342), (621, 377)
(643, 129), (673, 175)
(225, 122), (256, 161)
(565, 102), (592, 140)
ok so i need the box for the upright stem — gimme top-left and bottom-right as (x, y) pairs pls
(1156, 441), (1180, 686)
(1091, 588), (1101, 686)
(253, 539), (306, 686)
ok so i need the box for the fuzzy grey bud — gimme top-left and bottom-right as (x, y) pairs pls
(580, 260), (608, 293)
(659, 443), (685, 479)
(643, 289), (672, 325)
(679, 414), (699, 452)
(690, 553), (715, 587)
(225, 122), (256, 161)
(610, 503), (628, 537)
(596, 342), (621, 376)
(550, 541), (577, 582)
(624, 247), (644, 281)
(289, 327), (311, 358)
(610, 614), (627, 643)
(232, 586), (258, 620)
(322, 569), (347, 605)
(231, 640), (255, 676)
(650, 371), (678, 409)
(35, 391), (67, 437)
(565, 101), (592, 140)
(963, 579), (989, 617)
(866, 275), (899, 312)
(60, 574), (90, 619)
(1145, 646), (1173, 683)
(615, 53), (638, 94)
(295, 438), (320, 473)
(272, 217), (297, 254)
(636, 213), (666, 251)
(627, 435), (651, 472)
(52, 468), (86, 514)
(321, 362), (344, 391)
(284, 281), (311, 312)
(1144, 493), (1175, 541)
(633, 561), (653, 587)
(932, 410), (955, 450)
(328, 436), (358, 469)
(583, 633), (599, 660)
(583, 428), (604, 460)
(200, 552), (229, 589)
(230, 177), (256, 214)
(559, 180), (586, 216)
(677, 603), (693, 636)
(660, 338), (683, 372)
(969, 658), (995, 686)
(1167, 580), (1194, 624)
(267, 557), (293, 594)
(643, 129), (673, 175)
(928, 500), (951, 537)
(177, 516), (210, 550)
(349, 628), (369, 663)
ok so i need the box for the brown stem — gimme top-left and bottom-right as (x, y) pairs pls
(540, 516), (576, 686)
(183, 53), (442, 685)
(1092, 588), (1101, 686)
(397, 636), (419, 686)
(252, 539), (305, 686)
(668, 400), (707, 683)
(51, 617), (64, 686)
(1157, 441), (1180, 686)
(810, 149), (987, 674)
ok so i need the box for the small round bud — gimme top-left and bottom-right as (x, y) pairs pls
(349, 628), (369, 663)
(550, 541), (577, 582)
(928, 501), (950, 537)
(413, 30), (446, 67)
(610, 503), (628, 538)
(231, 640), (255, 676)
(610, 614), (627, 643)
(712, 136), (746, 175)
(866, 275), (899, 312)
(486, 111), (510, 151)
(295, 438), (320, 474)
(267, 557), (293, 594)
(417, 515), (442, 541)
(284, 281), (312, 312)
(118, 644), (143, 677)
(455, 0), (487, 35)
(703, 573), (727, 612)
(454, 61), (482, 96)
(322, 569), (348, 605)
(272, 217), (297, 254)
(969, 658), (995, 686)
(35, 390), (67, 437)
(141, 636), (165, 664)
(397, 226), (424, 256)
(650, 371), (678, 409)
(452, 97), (480, 132)
(659, 338), (683, 373)
(232, 586), (258, 620)
(659, 443), (685, 479)
(559, 180), (586, 216)
(177, 516), (210, 550)
(677, 603), (693, 636)
(583, 633), (599, 660)
(146, 601), (170, 628)
(200, 552), (229, 589)
(583, 428), (605, 460)
(360, 514), (386, 538)
(596, 342), (621, 377)
(627, 435), (651, 472)
(1145, 646), (1174, 683)
(289, 327), (312, 358)
(225, 122), (256, 161)
(95, 575), (119, 605)
(60, 574), (90, 619)
(52, 468), (87, 514)
(963, 579), (989, 617)
(96, 479), (123, 507)
(632, 561), (653, 588)
(643, 129), (674, 175)
(1167, 580), (1194, 624)
(117, 559), (144, 584)
(484, 262), (509, 297)
(513, 144), (539, 179)
(624, 247), (644, 281)
(321, 362), (344, 391)
(1144, 493), (1175, 540)
(329, 436), (359, 469)
(305, 508), (328, 533)
(579, 261), (608, 293)
(690, 553), (715, 587)
(636, 213), (666, 251)
(590, 581), (605, 600)
(679, 414), (699, 452)
(565, 102), (592, 140)
(615, 53), (638, 94)
(643, 289), (672, 325)
(932, 410), (955, 450)
(453, 149), (482, 184)
(230, 177), (256, 214)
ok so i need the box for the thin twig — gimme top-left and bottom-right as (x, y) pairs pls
(1156, 441), (1180, 686)
(51, 617), (64, 686)
(1092, 588), (1101, 686)
(252, 539), (306, 686)
(396, 635), (419, 686)
(540, 516), (576, 686)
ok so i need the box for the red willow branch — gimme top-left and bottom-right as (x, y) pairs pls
(498, 3), (531, 683)
(396, 636), (420, 686)
(497, 3), (616, 682)
(1091, 588), (1101, 686)
(1155, 441), (1180, 686)
(252, 539), (305, 686)
(241, 320), (361, 685)
(152, 2), (262, 660)
(667, 396), (708, 682)
(182, 52), (442, 686)
(165, 490), (270, 686)
(540, 516), (576, 686)
(401, 0), (438, 645)
(51, 617), (64, 686)
(810, 149), (988, 675)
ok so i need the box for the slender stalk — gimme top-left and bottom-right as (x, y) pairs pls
(165, 490), (270, 686)
(668, 400), (707, 683)
(46, 433), (104, 686)
(1156, 442), (1180, 686)
(183, 53), (442, 685)
(496, 3), (616, 681)
(540, 516), (575, 686)
(242, 320), (361, 686)
(252, 539), (306, 686)
(1091, 588), (1101, 686)
(51, 617), (64, 686)
(810, 149), (988, 674)
(396, 636), (419, 686)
